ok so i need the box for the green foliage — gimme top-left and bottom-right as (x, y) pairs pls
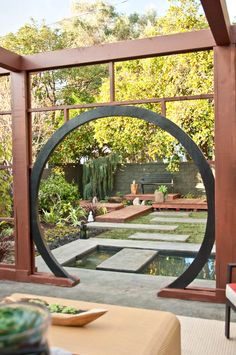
(42, 225), (78, 244)
(0, 221), (14, 238)
(28, 298), (78, 314)
(41, 199), (86, 227)
(83, 153), (121, 199)
(47, 304), (78, 314)
(0, 305), (45, 350)
(0, 0), (214, 170)
(92, 0), (213, 168)
(0, 236), (11, 263)
(41, 205), (61, 225)
(157, 185), (168, 196)
(39, 171), (79, 212)
(0, 170), (13, 217)
(60, 204), (86, 227)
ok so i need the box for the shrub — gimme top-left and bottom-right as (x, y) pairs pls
(0, 170), (13, 217)
(41, 199), (87, 227)
(83, 153), (121, 199)
(82, 203), (107, 218)
(0, 236), (11, 263)
(39, 171), (79, 212)
(0, 221), (14, 239)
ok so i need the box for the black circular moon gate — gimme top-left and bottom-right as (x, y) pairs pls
(30, 106), (215, 288)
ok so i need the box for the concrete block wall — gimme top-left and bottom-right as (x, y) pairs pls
(112, 162), (205, 197)
(43, 162), (206, 198)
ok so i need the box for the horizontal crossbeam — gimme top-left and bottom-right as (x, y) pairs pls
(0, 29), (216, 75)
(0, 47), (22, 72)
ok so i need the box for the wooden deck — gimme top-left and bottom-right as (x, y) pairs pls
(152, 198), (207, 211)
(124, 193), (180, 201)
(123, 194), (207, 211)
(95, 205), (152, 223)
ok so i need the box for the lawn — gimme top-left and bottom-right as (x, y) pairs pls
(94, 211), (207, 244)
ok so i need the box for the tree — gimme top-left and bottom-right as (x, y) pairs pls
(0, 0), (214, 168)
(91, 0), (214, 167)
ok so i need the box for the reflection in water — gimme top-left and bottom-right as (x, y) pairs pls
(67, 249), (117, 270)
(66, 248), (215, 280)
(143, 254), (215, 280)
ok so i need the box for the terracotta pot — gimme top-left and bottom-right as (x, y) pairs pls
(130, 183), (139, 195)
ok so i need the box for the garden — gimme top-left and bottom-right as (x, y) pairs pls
(0, 0), (215, 289)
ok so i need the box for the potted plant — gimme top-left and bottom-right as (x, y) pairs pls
(0, 302), (50, 354)
(154, 185), (168, 202)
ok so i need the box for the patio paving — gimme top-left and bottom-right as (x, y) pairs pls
(96, 248), (158, 272)
(87, 222), (178, 231)
(0, 238), (226, 325)
(129, 232), (190, 242)
(151, 211), (190, 217)
(152, 216), (207, 224)
(36, 238), (215, 271)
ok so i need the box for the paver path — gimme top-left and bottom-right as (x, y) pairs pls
(129, 232), (189, 242)
(151, 211), (190, 217)
(96, 248), (158, 272)
(87, 222), (177, 231)
(151, 217), (207, 224)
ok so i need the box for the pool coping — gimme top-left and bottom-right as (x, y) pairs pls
(36, 237), (215, 270)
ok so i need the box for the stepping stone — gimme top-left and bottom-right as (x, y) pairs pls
(96, 248), (158, 272)
(151, 211), (190, 217)
(151, 217), (207, 224)
(129, 232), (189, 242)
(87, 222), (177, 231)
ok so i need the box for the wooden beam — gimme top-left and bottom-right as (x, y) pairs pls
(200, 0), (231, 45)
(214, 45), (236, 288)
(26, 93), (213, 114)
(22, 29), (215, 72)
(11, 71), (34, 274)
(2, 24), (236, 76)
(0, 47), (22, 72)
(158, 287), (225, 303)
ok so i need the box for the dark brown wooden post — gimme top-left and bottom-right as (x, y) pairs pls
(11, 71), (34, 277)
(214, 45), (236, 288)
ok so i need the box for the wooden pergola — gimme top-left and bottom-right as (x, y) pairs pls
(0, 0), (235, 302)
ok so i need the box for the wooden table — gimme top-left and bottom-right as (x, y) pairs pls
(10, 293), (181, 355)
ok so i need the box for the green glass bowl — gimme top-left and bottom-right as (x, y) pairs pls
(0, 302), (51, 353)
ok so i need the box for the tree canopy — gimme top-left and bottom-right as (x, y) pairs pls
(0, 0), (214, 169)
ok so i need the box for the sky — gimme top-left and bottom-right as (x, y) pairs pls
(0, 0), (235, 37)
(0, 0), (168, 36)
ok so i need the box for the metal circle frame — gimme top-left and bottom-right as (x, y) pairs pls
(30, 106), (215, 288)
